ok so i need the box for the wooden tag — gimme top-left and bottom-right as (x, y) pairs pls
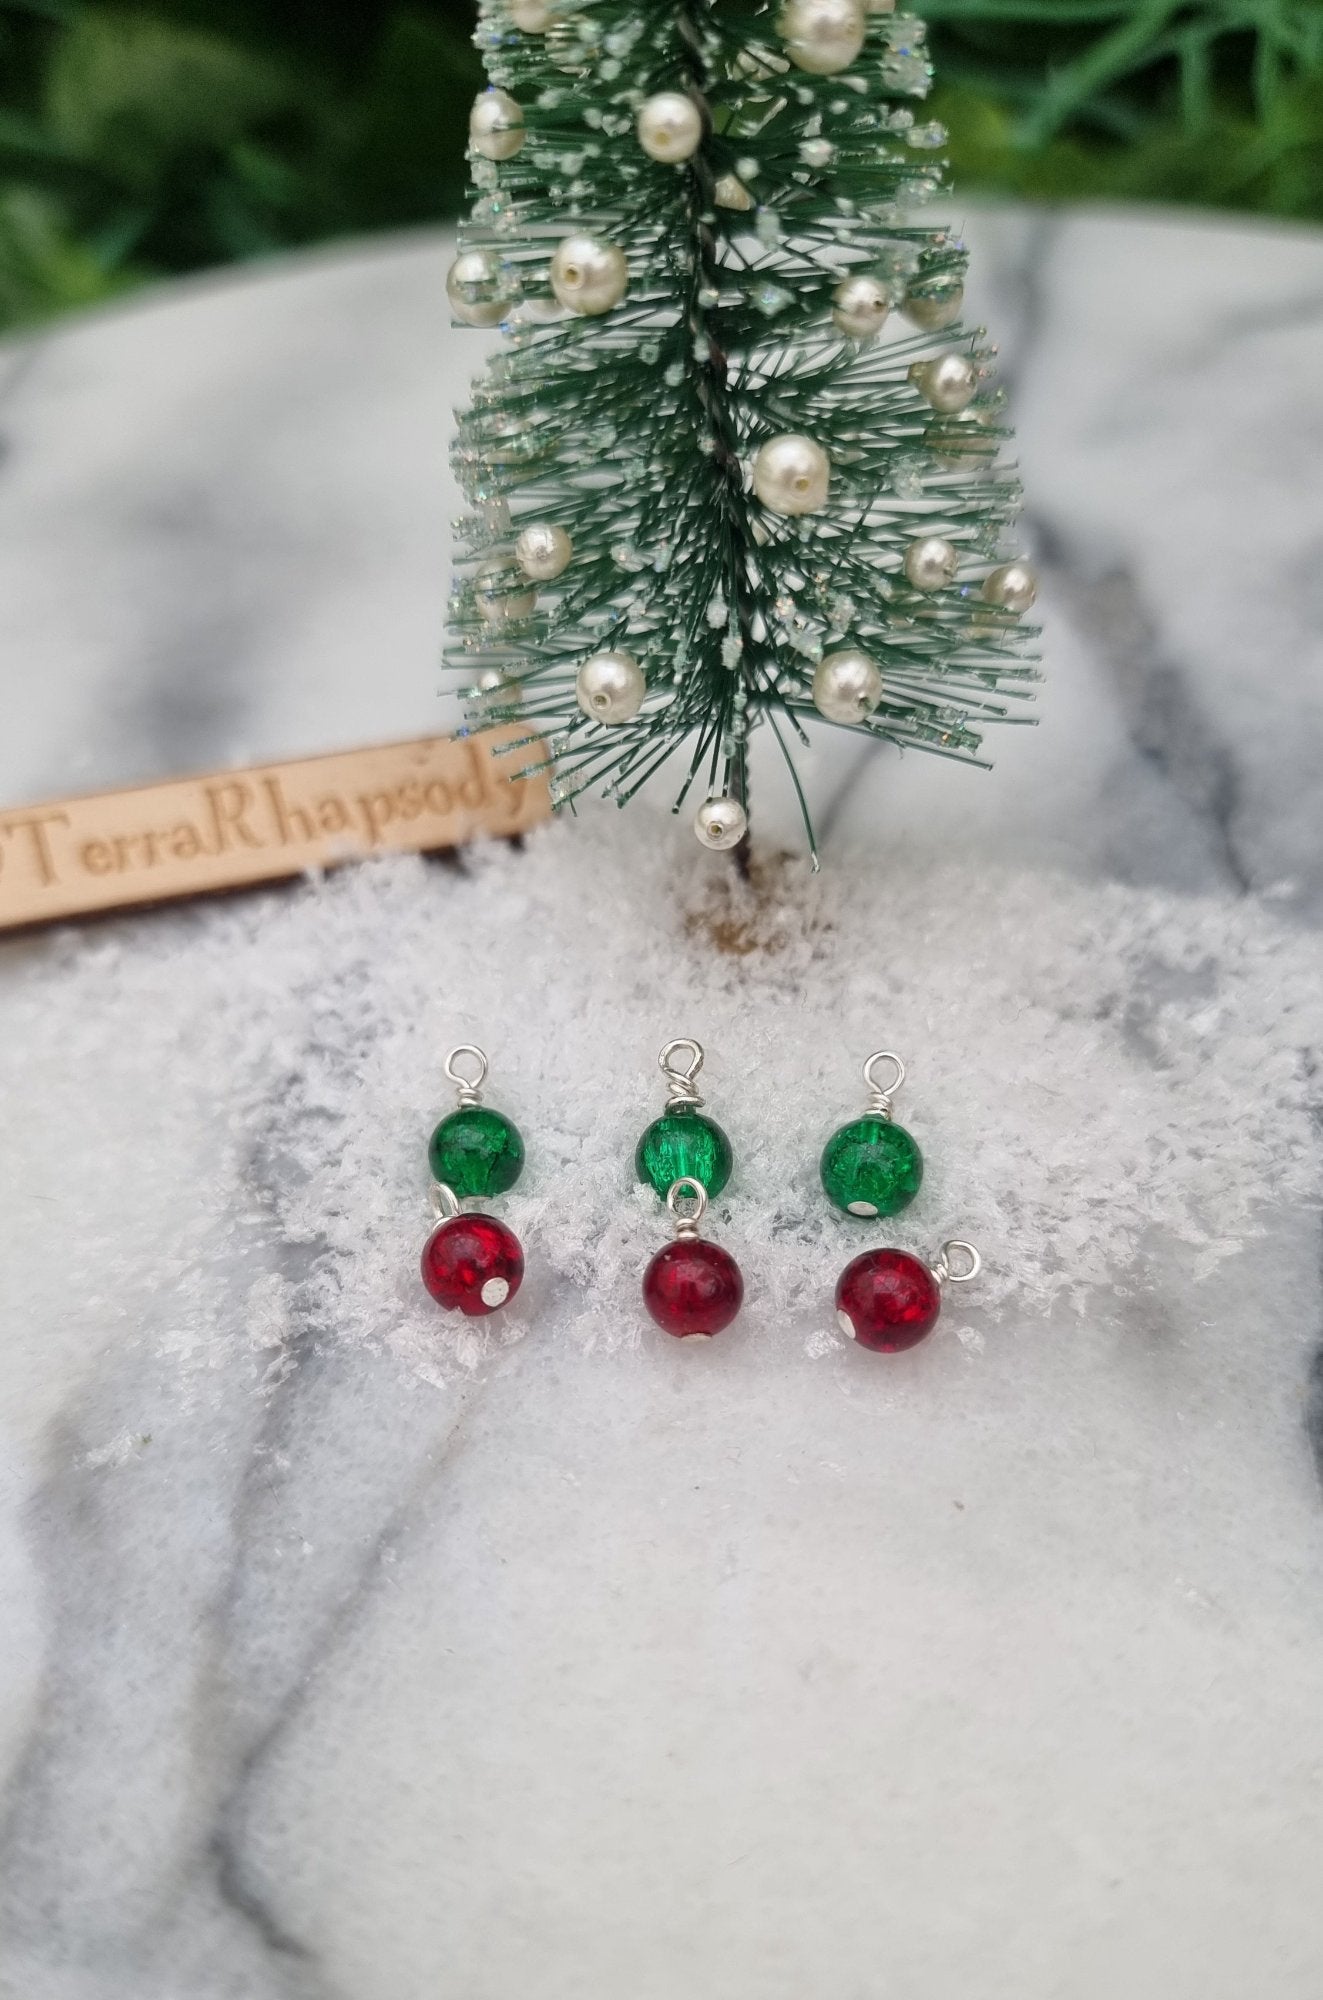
(0, 726), (550, 931)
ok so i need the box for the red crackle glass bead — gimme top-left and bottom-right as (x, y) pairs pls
(643, 1238), (743, 1339)
(835, 1248), (941, 1353)
(421, 1213), (523, 1316)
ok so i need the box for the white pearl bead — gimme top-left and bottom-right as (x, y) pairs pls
(550, 233), (629, 316)
(474, 562), (537, 622)
(778, 0), (867, 74)
(913, 352), (979, 414)
(446, 250), (511, 327)
(925, 409), (998, 471)
(508, 0), (554, 27)
(751, 433), (830, 516)
(576, 651), (645, 723)
(981, 561), (1037, 614)
(694, 797), (748, 850)
(511, 520), (571, 584)
(903, 281), (964, 331)
(812, 649), (883, 723)
(713, 172), (753, 211)
(903, 537), (959, 592)
(832, 273), (890, 338)
(471, 668), (522, 708)
(636, 91), (703, 164)
(469, 90), (525, 163)
(514, 523), (572, 581)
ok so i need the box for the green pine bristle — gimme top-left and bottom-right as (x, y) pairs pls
(448, 0), (1040, 850)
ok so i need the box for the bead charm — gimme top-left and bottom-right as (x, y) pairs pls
(422, 1046), (526, 1318)
(643, 1179), (744, 1339)
(636, 1037), (733, 1198)
(422, 1186), (525, 1317)
(836, 1240), (981, 1352)
(820, 1051), (923, 1218)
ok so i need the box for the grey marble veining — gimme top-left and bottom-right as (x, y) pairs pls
(2, 210), (1323, 1999)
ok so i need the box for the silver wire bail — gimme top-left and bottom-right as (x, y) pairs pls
(445, 1044), (488, 1108)
(666, 1177), (708, 1237)
(429, 1181), (461, 1222)
(659, 1037), (705, 1109)
(862, 1050), (905, 1119)
(931, 1240), (981, 1286)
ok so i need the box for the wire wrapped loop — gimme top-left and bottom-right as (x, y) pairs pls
(931, 1240), (981, 1286)
(862, 1050), (905, 1118)
(445, 1044), (488, 1107)
(429, 1181), (461, 1222)
(666, 1176), (708, 1236)
(659, 1037), (706, 1108)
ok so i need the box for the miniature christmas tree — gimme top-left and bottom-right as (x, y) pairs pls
(446, 0), (1039, 859)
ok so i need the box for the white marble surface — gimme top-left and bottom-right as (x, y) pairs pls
(2, 209), (1323, 1998)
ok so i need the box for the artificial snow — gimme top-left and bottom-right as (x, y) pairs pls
(5, 813), (1323, 2000)
(5, 812), (1320, 1389)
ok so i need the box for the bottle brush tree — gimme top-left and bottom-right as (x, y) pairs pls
(445, 0), (1039, 861)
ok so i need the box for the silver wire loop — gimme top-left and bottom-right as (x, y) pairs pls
(429, 1181), (461, 1222)
(659, 1037), (706, 1109)
(931, 1240), (981, 1286)
(863, 1050), (906, 1118)
(666, 1176), (708, 1236)
(445, 1044), (488, 1107)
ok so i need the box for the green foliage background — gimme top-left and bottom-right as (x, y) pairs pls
(1, 0), (1320, 331)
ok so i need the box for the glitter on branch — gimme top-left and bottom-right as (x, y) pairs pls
(445, 0), (1040, 858)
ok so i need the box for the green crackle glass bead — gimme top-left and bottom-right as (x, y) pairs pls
(820, 1116), (923, 1219)
(428, 1105), (525, 1200)
(636, 1105), (733, 1199)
